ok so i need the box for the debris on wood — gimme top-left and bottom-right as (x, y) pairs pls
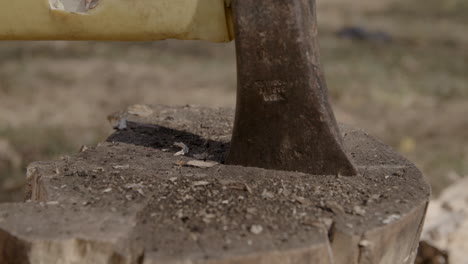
(321, 218), (334, 230)
(174, 142), (189, 156)
(123, 182), (145, 190)
(174, 160), (187, 166)
(136, 189), (145, 197)
(261, 189), (275, 199)
(246, 208), (257, 215)
(107, 111), (127, 130)
(353, 205), (366, 216)
(112, 164), (130, 170)
(111, 118), (128, 130)
(250, 225), (263, 235)
(293, 195), (312, 206)
(382, 214), (401, 224)
(218, 180), (252, 193)
(186, 160), (218, 169)
(192, 181), (210, 187)
(359, 240), (373, 248)
(93, 167), (105, 173)
(127, 104), (154, 117)
(117, 118), (128, 130)
(169, 177), (178, 183)
(79, 145), (89, 152)
(200, 210), (216, 224)
(279, 183), (292, 197)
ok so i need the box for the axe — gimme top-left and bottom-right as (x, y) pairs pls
(0, 0), (356, 176)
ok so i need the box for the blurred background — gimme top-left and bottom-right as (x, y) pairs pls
(0, 0), (467, 202)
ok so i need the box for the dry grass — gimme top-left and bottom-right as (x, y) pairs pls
(0, 0), (467, 201)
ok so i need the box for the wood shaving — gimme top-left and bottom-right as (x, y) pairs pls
(219, 180), (252, 193)
(174, 142), (189, 156)
(250, 225), (263, 235)
(193, 181), (210, 187)
(186, 160), (218, 168)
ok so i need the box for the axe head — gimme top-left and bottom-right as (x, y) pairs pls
(227, 0), (357, 176)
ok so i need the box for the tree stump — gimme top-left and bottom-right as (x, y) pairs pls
(0, 105), (430, 264)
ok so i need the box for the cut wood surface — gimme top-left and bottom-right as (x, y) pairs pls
(0, 0), (232, 42)
(0, 105), (430, 264)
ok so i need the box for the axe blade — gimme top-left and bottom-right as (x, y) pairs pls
(227, 0), (357, 176)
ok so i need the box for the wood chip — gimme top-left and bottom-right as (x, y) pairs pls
(219, 180), (252, 193)
(359, 240), (373, 248)
(193, 181), (210, 187)
(250, 225), (263, 235)
(293, 195), (312, 206)
(174, 142), (189, 156)
(186, 160), (218, 168)
(169, 177), (178, 183)
(262, 189), (275, 199)
(382, 214), (401, 224)
(353, 205), (366, 216)
(123, 183), (145, 189)
(115, 118), (127, 130)
(112, 164), (130, 170)
(127, 104), (153, 117)
(137, 189), (145, 197)
(79, 145), (88, 152)
(174, 160), (187, 166)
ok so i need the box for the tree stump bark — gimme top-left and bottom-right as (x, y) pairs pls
(0, 105), (430, 264)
